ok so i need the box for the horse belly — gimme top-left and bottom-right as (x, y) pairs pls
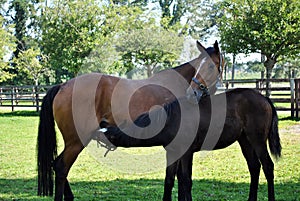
(212, 118), (242, 150)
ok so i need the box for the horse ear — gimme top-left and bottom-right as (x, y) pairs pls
(214, 40), (220, 54)
(196, 40), (206, 53)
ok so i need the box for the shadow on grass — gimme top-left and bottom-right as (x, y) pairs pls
(0, 110), (39, 117)
(0, 178), (298, 201)
(279, 116), (300, 122)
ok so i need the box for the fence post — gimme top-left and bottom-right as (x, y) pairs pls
(11, 87), (14, 112)
(225, 81), (229, 90)
(0, 87), (2, 105)
(35, 85), (39, 112)
(290, 78), (295, 118)
(256, 80), (259, 90)
(295, 79), (299, 118)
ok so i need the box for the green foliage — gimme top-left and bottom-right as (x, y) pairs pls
(274, 57), (300, 78)
(6, 0), (42, 57)
(40, 0), (105, 82)
(245, 61), (264, 73)
(218, 0), (300, 96)
(109, 0), (150, 7)
(40, 1), (156, 82)
(0, 15), (16, 83)
(13, 48), (50, 85)
(157, 0), (218, 38)
(3, 0), (46, 85)
(116, 25), (184, 77)
(62, 4), (184, 78)
(218, 0), (300, 61)
(183, 0), (221, 40)
(1, 0), (220, 84)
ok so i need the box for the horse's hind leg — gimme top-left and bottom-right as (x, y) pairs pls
(238, 135), (261, 201)
(54, 143), (84, 201)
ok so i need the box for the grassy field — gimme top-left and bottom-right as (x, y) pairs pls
(0, 110), (299, 201)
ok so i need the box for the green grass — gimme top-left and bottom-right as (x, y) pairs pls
(0, 111), (299, 200)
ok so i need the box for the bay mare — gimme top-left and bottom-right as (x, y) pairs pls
(101, 88), (282, 201)
(37, 41), (224, 200)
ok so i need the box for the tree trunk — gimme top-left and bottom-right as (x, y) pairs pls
(231, 54), (236, 87)
(264, 58), (276, 97)
(147, 65), (152, 78)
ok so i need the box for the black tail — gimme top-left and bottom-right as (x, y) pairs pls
(37, 85), (61, 196)
(266, 97), (282, 159)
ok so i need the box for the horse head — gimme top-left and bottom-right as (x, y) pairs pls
(188, 40), (224, 101)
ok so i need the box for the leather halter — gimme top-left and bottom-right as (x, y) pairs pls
(191, 50), (223, 98)
(192, 77), (209, 97)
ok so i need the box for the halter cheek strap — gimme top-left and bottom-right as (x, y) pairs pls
(191, 51), (223, 98)
(219, 52), (223, 75)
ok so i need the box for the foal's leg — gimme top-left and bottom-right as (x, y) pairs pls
(163, 160), (178, 201)
(254, 143), (275, 201)
(177, 151), (194, 201)
(238, 135), (261, 201)
(54, 142), (84, 201)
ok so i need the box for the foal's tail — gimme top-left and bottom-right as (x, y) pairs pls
(37, 85), (61, 196)
(266, 97), (282, 159)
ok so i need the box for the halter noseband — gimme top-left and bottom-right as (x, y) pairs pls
(192, 77), (209, 97)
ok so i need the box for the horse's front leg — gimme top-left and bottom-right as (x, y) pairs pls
(177, 150), (194, 201)
(163, 159), (179, 201)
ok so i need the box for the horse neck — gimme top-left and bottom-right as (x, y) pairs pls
(172, 60), (197, 83)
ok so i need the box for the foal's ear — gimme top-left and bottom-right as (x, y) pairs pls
(196, 40), (206, 53)
(214, 40), (220, 54)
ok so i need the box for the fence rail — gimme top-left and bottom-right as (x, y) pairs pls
(221, 78), (300, 118)
(1, 79), (300, 117)
(0, 85), (52, 112)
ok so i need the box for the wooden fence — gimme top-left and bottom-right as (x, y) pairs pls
(1, 79), (300, 117)
(221, 78), (300, 118)
(0, 85), (52, 112)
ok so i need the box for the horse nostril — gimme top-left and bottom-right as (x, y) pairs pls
(99, 119), (109, 128)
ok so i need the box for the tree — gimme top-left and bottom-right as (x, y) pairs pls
(40, 1), (145, 82)
(4, 0), (45, 84)
(80, 7), (184, 78)
(107, 0), (149, 7)
(13, 48), (50, 85)
(158, 0), (186, 27)
(6, 0), (44, 58)
(218, 0), (300, 96)
(116, 26), (184, 77)
(181, 0), (221, 40)
(274, 57), (300, 78)
(0, 15), (16, 83)
(40, 0), (105, 82)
